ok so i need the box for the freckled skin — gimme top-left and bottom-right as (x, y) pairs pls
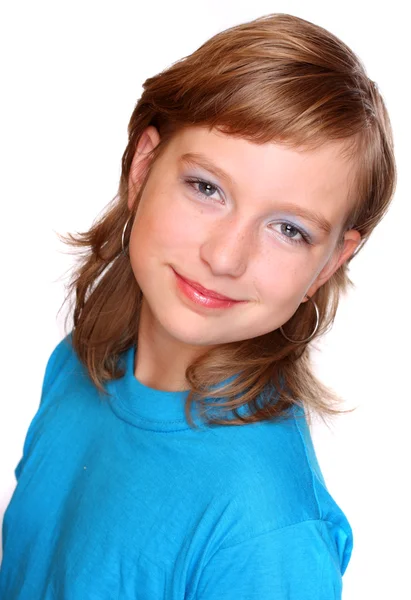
(126, 126), (361, 389)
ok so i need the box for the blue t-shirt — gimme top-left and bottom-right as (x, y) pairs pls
(0, 335), (353, 599)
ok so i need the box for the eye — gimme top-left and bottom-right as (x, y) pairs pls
(269, 222), (312, 246)
(184, 177), (312, 246)
(184, 177), (224, 204)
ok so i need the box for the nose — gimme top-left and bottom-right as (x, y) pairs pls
(199, 216), (253, 278)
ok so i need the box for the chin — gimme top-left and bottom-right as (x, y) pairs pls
(158, 310), (220, 346)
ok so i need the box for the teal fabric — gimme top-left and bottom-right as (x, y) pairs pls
(0, 335), (353, 599)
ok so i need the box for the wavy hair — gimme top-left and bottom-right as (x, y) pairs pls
(60, 13), (396, 428)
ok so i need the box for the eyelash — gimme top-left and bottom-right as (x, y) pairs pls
(184, 177), (312, 246)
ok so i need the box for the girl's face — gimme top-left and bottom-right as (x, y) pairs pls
(127, 125), (360, 349)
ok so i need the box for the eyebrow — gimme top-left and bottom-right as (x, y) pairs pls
(179, 152), (333, 235)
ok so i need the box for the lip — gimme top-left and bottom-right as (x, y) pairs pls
(173, 269), (239, 301)
(172, 268), (245, 309)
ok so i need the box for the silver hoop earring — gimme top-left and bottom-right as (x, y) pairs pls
(121, 215), (133, 255)
(279, 295), (319, 344)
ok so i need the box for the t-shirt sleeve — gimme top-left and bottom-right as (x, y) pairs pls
(14, 334), (73, 481)
(195, 519), (352, 600)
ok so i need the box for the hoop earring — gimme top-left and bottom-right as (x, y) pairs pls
(121, 215), (133, 255)
(279, 295), (319, 344)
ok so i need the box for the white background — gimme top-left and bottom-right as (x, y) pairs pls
(0, 1), (409, 598)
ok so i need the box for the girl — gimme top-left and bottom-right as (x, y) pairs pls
(0, 12), (396, 599)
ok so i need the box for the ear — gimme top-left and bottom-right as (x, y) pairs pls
(127, 126), (161, 211)
(304, 229), (362, 300)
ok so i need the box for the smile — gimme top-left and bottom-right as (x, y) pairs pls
(172, 268), (246, 310)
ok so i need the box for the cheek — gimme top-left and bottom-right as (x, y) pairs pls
(253, 255), (317, 320)
(129, 192), (203, 266)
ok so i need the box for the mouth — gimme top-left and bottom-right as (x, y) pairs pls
(172, 268), (241, 302)
(172, 267), (247, 310)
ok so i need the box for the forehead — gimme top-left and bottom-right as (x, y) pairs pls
(165, 125), (356, 223)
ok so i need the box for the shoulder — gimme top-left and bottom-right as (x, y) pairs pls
(192, 408), (353, 595)
(206, 403), (352, 546)
(40, 331), (82, 399)
(14, 333), (79, 481)
(192, 518), (350, 600)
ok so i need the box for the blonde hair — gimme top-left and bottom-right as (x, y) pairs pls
(61, 13), (396, 428)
